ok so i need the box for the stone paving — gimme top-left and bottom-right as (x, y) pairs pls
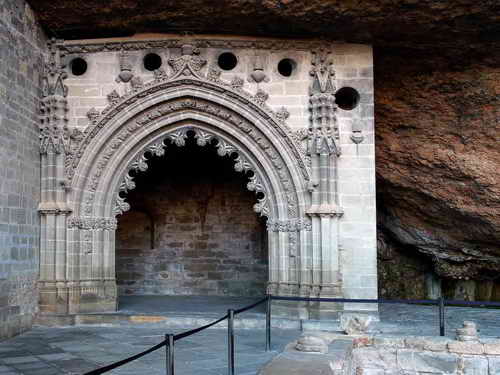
(1, 297), (500, 375)
(0, 326), (298, 375)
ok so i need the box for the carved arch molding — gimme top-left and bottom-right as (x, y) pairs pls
(38, 41), (350, 316)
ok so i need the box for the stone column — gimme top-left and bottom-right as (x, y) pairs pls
(38, 39), (72, 314)
(306, 49), (344, 319)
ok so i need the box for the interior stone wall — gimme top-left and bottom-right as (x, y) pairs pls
(116, 139), (268, 297)
(0, 0), (46, 339)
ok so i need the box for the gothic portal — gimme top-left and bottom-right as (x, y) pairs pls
(38, 36), (377, 318)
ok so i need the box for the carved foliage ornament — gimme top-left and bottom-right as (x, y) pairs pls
(112, 127), (271, 219)
(67, 217), (117, 230)
(308, 49), (340, 156)
(39, 38), (72, 155)
(267, 218), (312, 232)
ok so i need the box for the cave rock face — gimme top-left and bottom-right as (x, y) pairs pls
(376, 50), (500, 294)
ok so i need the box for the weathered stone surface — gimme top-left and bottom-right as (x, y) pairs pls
(259, 340), (352, 375)
(341, 313), (374, 335)
(423, 337), (453, 352)
(396, 349), (458, 374)
(459, 355), (489, 375)
(456, 321), (479, 342)
(295, 335), (328, 354)
(484, 342), (500, 356)
(0, 0), (45, 340)
(489, 357), (500, 375)
(448, 341), (484, 355)
(352, 347), (397, 370)
(373, 337), (405, 349)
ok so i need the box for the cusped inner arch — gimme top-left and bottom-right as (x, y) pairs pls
(70, 80), (309, 220)
(86, 117), (292, 222)
(112, 126), (272, 219)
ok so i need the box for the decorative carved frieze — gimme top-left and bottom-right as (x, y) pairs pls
(267, 218), (312, 232)
(38, 206), (72, 215)
(59, 38), (326, 55)
(67, 217), (117, 230)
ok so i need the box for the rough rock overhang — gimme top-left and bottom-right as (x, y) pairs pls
(26, 0), (500, 51)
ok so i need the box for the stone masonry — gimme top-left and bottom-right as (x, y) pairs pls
(0, 2), (377, 326)
(0, 0), (46, 339)
(35, 35), (376, 318)
(116, 141), (268, 297)
(351, 334), (500, 374)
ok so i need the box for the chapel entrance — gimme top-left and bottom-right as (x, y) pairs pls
(115, 133), (268, 298)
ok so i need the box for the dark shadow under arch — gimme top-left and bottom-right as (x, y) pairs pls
(116, 133), (268, 297)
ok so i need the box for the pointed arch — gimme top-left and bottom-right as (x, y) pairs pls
(69, 79), (310, 222)
(57, 75), (314, 313)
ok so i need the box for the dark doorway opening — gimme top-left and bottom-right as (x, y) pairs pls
(116, 134), (268, 297)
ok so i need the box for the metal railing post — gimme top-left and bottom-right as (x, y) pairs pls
(439, 296), (445, 337)
(166, 334), (175, 375)
(228, 309), (235, 375)
(266, 294), (271, 352)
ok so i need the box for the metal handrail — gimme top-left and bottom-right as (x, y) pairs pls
(82, 295), (500, 375)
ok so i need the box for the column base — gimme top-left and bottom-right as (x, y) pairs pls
(39, 280), (118, 315)
(270, 284), (345, 320)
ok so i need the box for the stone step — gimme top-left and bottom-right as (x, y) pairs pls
(258, 337), (354, 375)
(35, 312), (341, 331)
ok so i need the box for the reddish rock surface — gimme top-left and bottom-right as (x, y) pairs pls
(26, 0), (500, 52)
(376, 49), (500, 294)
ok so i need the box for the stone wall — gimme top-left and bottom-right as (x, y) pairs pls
(116, 140), (268, 297)
(58, 38), (377, 315)
(0, 0), (46, 339)
(352, 334), (500, 374)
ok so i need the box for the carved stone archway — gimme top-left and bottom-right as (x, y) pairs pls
(39, 42), (346, 317)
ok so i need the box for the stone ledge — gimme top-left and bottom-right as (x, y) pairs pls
(448, 341), (484, 355)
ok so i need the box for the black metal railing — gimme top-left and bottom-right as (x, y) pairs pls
(83, 295), (500, 375)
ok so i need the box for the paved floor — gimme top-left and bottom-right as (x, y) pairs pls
(1, 296), (500, 374)
(0, 326), (299, 375)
